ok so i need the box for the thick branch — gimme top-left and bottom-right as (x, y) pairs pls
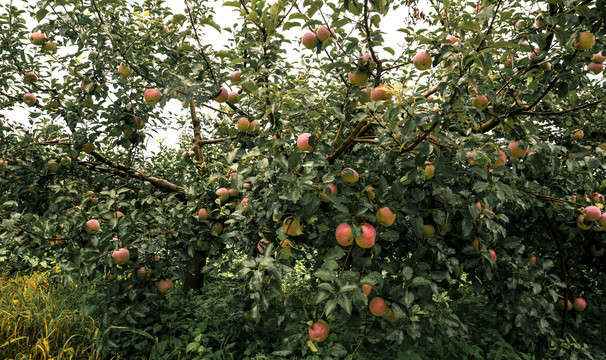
(195, 136), (237, 145)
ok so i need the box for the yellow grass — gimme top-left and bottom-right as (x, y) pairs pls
(0, 270), (100, 359)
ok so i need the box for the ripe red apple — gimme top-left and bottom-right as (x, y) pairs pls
(422, 162), (435, 180)
(316, 26), (333, 42)
(359, 54), (377, 69)
(362, 284), (372, 296)
(375, 207), (396, 227)
(573, 298), (586, 311)
(84, 219), (100, 234)
(489, 249), (497, 262)
(114, 211), (125, 219)
(590, 193), (604, 203)
(592, 51), (605, 63)
(297, 133), (314, 152)
(118, 64), (133, 77)
(508, 141), (528, 158)
(422, 224), (435, 238)
(574, 32), (595, 51)
(133, 116), (145, 129)
(369, 297), (388, 316)
(29, 32), (46, 45)
(370, 85), (392, 101)
(583, 206), (601, 222)
(216, 187), (230, 201)
(215, 87), (229, 103)
(341, 168), (359, 183)
(444, 35), (460, 45)
(0, 160), (7, 172)
(302, 31), (318, 49)
(320, 183), (338, 202)
(257, 238), (270, 253)
(24, 72), (38, 83)
(248, 120), (260, 133)
(335, 222), (353, 246)
(308, 320), (330, 342)
(23, 93), (37, 106)
(412, 51), (432, 70)
(227, 91), (239, 104)
(571, 129), (584, 140)
(492, 150), (507, 168)
(355, 223), (376, 248)
(237, 117), (250, 132)
(348, 70), (368, 86)
(144, 88), (161, 105)
(157, 279), (174, 294)
(240, 198), (250, 212)
(111, 248), (130, 265)
(41, 41), (57, 53)
(230, 71), (241, 83)
(137, 267), (147, 280)
(587, 62), (603, 74)
(558, 299), (573, 311)
(472, 94), (489, 110)
(503, 57), (514, 68)
(529, 256), (537, 266)
(283, 217), (302, 236)
(366, 186), (375, 201)
(198, 208), (210, 219)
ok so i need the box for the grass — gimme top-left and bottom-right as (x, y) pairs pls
(0, 269), (100, 359)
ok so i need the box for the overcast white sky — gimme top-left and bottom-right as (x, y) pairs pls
(1, 0), (429, 153)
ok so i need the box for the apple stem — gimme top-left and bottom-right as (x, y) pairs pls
(352, 317), (376, 356)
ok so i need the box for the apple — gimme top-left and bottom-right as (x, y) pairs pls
(558, 299), (573, 311)
(240, 198), (250, 212)
(248, 120), (260, 133)
(243, 182), (251, 189)
(320, 183), (338, 202)
(529, 256), (537, 266)
(47, 161), (60, 173)
(535, 13), (546, 28)
(230, 71), (242, 83)
(444, 35), (460, 45)
(198, 208), (211, 219)
(472, 94), (489, 110)
(82, 142), (95, 153)
(257, 238), (270, 253)
(227, 91), (239, 104)
(235, 117), (250, 132)
(211, 223), (224, 235)
(308, 320), (330, 342)
(573, 298), (586, 311)
(341, 168), (359, 183)
(577, 214), (592, 230)
(355, 223), (376, 248)
(215, 187), (230, 201)
(283, 217), (303, 236)
(422, 224), (435, 238)
(571, 129), (584, 140)
(600, 143), (606, 150)
(492, 150), (507, 168)
(84, 219), (100, 234)
(302, 31), (318, 49)
(111, 248), (130, 265)
(369, 297), (388, 316)
(592, 51), (605, 63)
(587, 62), (603, 74)
(118, 64), (133, 77)
(157, 279), (174, 294)
(359, 54), (377, 69)
(412, 51), (432, 70)
(297, 133), (314, 152)
(335, 222), (353, 246)
(362, 284), (372, 296)
(375, 207), (396, 227)
(528, 47), (539, 59)
(590, 245), (605, 256)
(583, 206), (601, 222)
(0, 160), (7, 172)
(489, 249), (497, 262)
(60, 157), (71, 166)
(370, 85), (392, 101)
(214, 87), (228, 103)
(508, 141), (528, 158)
(366, 186), (375, 201)
(41, 41), (57, 53)
(228, 188), (239, 197)
(574, 32), (595, 51)
(24, 72), (38, 83)
(423, 162), (435, 180)
(114, 211), (125, 219)
(23, 93), (36, 106)
(144, 88), (161, 105)
(29, 32), (46, 45)
(348, 70), (368, 86)
(590, 193), (604, 203)
(316, 26), (333, 42)
(133, 116), (145, 129)
(503, 57), (514, 69)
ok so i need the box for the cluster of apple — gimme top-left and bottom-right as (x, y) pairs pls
(301, 26), (335, 50)
(46, 156), (72, 174)
(22, 33), (59, 106)
(197, 184), (251, 237)
(234, 117), (261, 133)
(559, 297), (587, 312)
(588, 51), (604, 75)
(213, 71), (248, 105)
(577, 199), (606, 231)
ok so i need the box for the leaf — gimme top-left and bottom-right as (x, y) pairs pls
(314, 268), (336, 282)
(337, 293), (352, 315)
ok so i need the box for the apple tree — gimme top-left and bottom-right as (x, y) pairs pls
(0, 0), (605, 357)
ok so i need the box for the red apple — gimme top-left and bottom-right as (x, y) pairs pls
(592, 51), (605, 63)
(362, 284), (372, 296)
(320, 183), (338, 202)
(370, 85), (392, 101)
(335, 222), (353, 246)
(111, 248), (130, 265)
(114, 211), (124, 219)
(157, 279), (174, 294)
(444, 35), (460, 45)
(359, 54), (377, 69)
(375, 207), (396, 227)
(571, 129), (584, 140)
(508, 141), (528, 158)
(369, 297), (388, 316)
(215, 87), (229, 103)
(503, 57), (514, 68)
(227, 91), (239, 104)
(423, 162), (435, 180)
(216, 187), (230, 201)
(412, 51), (432, 70)
(529, 256), (537, 266)
(230, 71), (242, 83)
(308, 320), (330, 342)
(84, 219), (100, 234)
(29, 32), (46, 45)
(355, 223), (376, 248)
(23, 93), (36, 106)
(41, 41), (57, 53)
(573, 298), (586, 311)
(489, 249), (497, 262)
(587, 62), (603, 74)
(24, 72), (38, 83)
(211, 223), (224, 235)
(316, 26), (333, 42)
(237, 117), (250, 132)
(590, 193), (604, 203)
(583, 206), (601, 222)
(574, 32), (595, 51)
(248, 120), (260, 133)
(472, 94), (489, 110)
(144, 88), (161, 105)
(297, 133), (314, 152)
(198, 208), (211, 219)
(348, 70), (368, 86)
(558, 299), (573, 311)
(137, 267), (147, 280)
(341, 168), (359, 183)
(302, 31), (318, 49)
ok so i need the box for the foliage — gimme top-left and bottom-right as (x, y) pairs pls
(1, 0), (605, 358)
